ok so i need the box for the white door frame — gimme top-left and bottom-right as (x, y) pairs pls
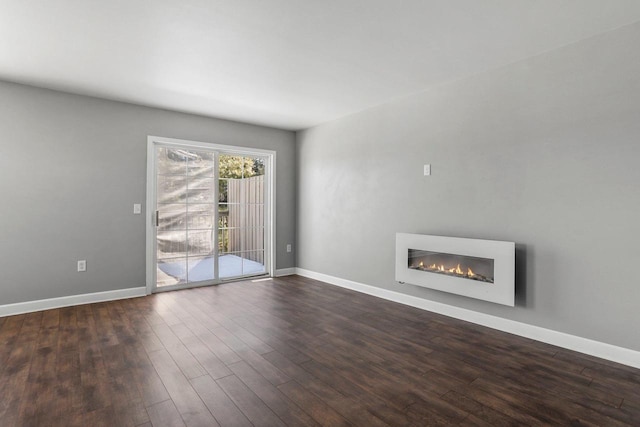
(145, 135), (276, 295)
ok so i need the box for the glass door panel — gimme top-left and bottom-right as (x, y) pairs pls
(155, 147), (216, 288)
(217, 154), (265, 279)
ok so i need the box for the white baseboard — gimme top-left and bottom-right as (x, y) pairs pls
(275, 268), (297, 277)
(295, 268), (640, 369)
(0, 287), (147, 317)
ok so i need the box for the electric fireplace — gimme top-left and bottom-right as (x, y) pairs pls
(396, 233), (515, 306)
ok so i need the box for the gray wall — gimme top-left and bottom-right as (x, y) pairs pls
(296, 22), (640, 351)
(0, 81), (296, 305)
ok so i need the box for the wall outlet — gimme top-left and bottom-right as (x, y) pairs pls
(77, 260), (87, 272)
(424, 164), (431, 176)
(286, 244), (292, 253)
(133, 203), (141, 214)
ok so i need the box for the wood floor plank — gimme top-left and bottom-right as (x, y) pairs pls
(440, 390), (521, 427)
(76, 406), (120, 427)
(217, 318), (275, 355)
(264, 352), (391, 427)
(277, 380), (353, 427)
(54, 351), (83, 420)
(57, 306), (79, 354)
(36, 313), (60, 349)
(21, 311), (43, 333)
(216, 374), (286, 427)
(0, 315), (25, 352)
(234, 345), (291, 386)
(179, 334), (232, 379)
(471, 376), (630, 427)
(269, 349), (410, 426)
(194, 329), (242, 366)
(79, 344), (112, 413)
(231, 315), (312, 364)
(146, 400), (186, 427)
(297, 358), (416, 426)
(619, 400), (640, 422)
(107, 301), (138, 346)
(150, 322), (208, 380)
(91, 303), (120, 347)
(121, 342), (171, 407)
(458, 413), (498, 426)
(1, 275), (639, 426)
(19, 346), (59, 426)
(147, 349), (219, 427)
(0, 339), (36, 424)
(262, 350), (318, 383)
(75, 304), (100, 349)
(228, 360), (320, 426)
(190, 375), (253, 427)
(452, 380), (550, 426)
(101, 344), (150, 426)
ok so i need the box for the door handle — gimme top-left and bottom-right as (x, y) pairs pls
(155, 210), (159, 227)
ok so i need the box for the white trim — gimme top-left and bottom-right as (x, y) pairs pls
(148, 135), (278, 157)
(275, 268), (296, 277)
(0, 287), (146, 317)
(145, 138), (156, 295)
(295, 268), (640, 369)
(268, 152), (276, 279)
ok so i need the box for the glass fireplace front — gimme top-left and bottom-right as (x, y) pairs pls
(408, 249), (494, 283)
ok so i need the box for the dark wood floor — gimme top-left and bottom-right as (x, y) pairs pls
(1, 275), (639, 426)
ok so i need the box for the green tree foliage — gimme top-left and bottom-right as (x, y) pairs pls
(252, 158), (265, 176)
(219, 155), (263, 205)
(219, 155), (256, 179)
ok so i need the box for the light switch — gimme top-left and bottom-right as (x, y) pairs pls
(133, 203), (141, 214)
(286, 244), (292, 253)
(424, 164), (431, 176)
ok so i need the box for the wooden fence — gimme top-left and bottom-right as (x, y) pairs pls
(226, 175), (264, 263)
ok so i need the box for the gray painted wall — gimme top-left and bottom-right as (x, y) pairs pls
(0, 81), (296, 305)
(296, 23), (640, 351)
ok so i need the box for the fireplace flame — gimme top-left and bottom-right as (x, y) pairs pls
(410, 257), (492, 283)
(418, 262), (478, 279)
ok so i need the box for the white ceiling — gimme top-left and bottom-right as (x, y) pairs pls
(2, 1), (640, 130)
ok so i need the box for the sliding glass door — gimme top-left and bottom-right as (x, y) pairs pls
(155, 147), (217, 287)
(218, 154), (266, 279)
(147, 137), (272, 293)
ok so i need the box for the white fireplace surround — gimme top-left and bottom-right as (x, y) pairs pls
(396, 233), (515, 306)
